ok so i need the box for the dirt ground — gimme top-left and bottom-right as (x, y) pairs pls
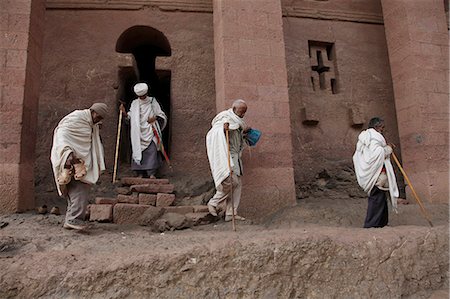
(0, 196), (448, 298)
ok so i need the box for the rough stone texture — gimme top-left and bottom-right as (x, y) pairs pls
(117, 194), (138, 204)
(381, 0), (449, 203)
(0, 0), (45, 213)
(138, 193), (157, 206)
(283, 5), (402, 198)
(130, 184), (174, 194)
(120, 177), (170, 186)
(34, 8), (216, 207)
(138, 206), (165, 226)
(185, 212), (216, 225)
(0, 214), (447, 298)
(116, 187), (131, 195)
(163, 206), (194, 215)
(192, 205), (209, 213)
(95, 197), (118, 206)
(156, 193), (175, 207)
(213, 0), (296, 220)
(89, 204), (113, 222)
(153, 212), (193, 232)
(113, 203), (151, 224)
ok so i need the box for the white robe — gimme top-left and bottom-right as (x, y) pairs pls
(206, 109), (246, 187)
(353, 128), (399, 212)
(50, 109), (105, 196)
(129, 97), (167, 165)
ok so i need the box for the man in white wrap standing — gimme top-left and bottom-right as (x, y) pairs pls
(120, 83), (167, 178)
(353, 117), (399, 228)
(50, 103), (108, 230)
(206, 99), (250, 221)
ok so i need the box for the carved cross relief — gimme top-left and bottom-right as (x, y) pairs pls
(309, 41), (338, 94)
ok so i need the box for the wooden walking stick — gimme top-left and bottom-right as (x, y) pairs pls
(225, 128), (236, 231)
(112, 108), (123, 183)
(391, 151), (434, 227)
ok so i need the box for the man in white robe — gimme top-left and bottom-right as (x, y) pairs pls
(120, 83), (167, 178)
(50, 103), (107, 230)
(206, 99), (250, 221)
(353, 117), (399, 228)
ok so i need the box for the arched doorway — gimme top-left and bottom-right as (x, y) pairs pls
(115, 25), (172, 167)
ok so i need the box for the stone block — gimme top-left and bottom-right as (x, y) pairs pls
(349, 106), (365, 127)
(138, 206), (165, 226)
(117, 194), (138, 204)
(301, 107), (319, 125)
(95, 197), (118, 205)
(130, 184), (174, 194)
(153, 213), (193, 232)
(185, 212), (217, 225)
(192, 205), (209, 213)
(116, 187), (131, 195)
(156, 193), (175, 207)
(89, 204), (113, 222)
(139, 193), (157, 206)
(163, 206), (194, 215)
(121, 177), (170, 186)
(113, 203), (151, 224)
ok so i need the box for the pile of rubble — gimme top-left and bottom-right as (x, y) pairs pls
(87, 177), (217, 231)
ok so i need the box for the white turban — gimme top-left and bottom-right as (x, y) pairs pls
(134, 83), (148, 96)
(89, 103), (108, 117)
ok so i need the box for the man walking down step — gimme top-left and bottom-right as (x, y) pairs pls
(51, 103), (108, 230)
(120, 83), (167, 179)
(353, 117), (399, 228)
(206, 99), (250, 222)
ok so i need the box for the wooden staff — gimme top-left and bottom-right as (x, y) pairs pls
(112, 109), (123, 183)
(391, 151), (434, 227)
(225, 128), (236, 231)
(151, 125), (172, 170)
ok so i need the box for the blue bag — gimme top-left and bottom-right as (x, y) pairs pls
(246, 128), (261, 146)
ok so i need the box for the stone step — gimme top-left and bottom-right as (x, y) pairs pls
(130, 184), (174, 194)
(185, 212), (217, 225)
(95, 197), (118, 205)
(113, 203), (151, 224)
(89, 204), (113, 222)
(117, 194), (138, 204)
(156, 193), (175, 207)
(120, 177), (170, 186)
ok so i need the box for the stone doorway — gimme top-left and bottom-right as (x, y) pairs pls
(115, 26), (172, 166)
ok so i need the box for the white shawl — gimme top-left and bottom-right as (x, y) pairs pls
(353, 128), (399, 211)
(129, 97), (167, 164)
(50, 109), (105, 196)
(206, 109), (247, 187)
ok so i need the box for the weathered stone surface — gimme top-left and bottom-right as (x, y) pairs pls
(113, 203), (151, 224)
(121, 177), (170, 186)
(192, 205), (209, 213)
(138, 206), (165, 226)
(185, 212), (217, 225)
(163, 206), (194, 215)
(116, 187), (131, 195)
(156, 193), (175, 207)
(117, 194), (138, 204)
(152, 212), (193, 232)
(130, 184), (174, 194)
(95, 197), (118, 205)
(139, 193), (157, 206)
(89, 204), (113, 222)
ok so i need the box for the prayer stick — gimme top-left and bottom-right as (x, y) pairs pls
(112, 109), (123, 183)
(391, 151), (433, 227)
(226, 128), (236, 231)
(151, 125), (172, 170)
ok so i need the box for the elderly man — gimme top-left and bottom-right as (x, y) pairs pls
(206, 99), (250, 221)
(353, 117), (399, 228)
(50, 103), (108, 230)
(120, 83), (167, 178)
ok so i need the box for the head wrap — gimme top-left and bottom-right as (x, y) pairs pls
(134, 83), (149, 96)
(90, 103), (108, 117)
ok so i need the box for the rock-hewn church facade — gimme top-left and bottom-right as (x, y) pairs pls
(1, 0), (448, 218)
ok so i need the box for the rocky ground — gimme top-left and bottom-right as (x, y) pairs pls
(0, 196), (448, 299)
